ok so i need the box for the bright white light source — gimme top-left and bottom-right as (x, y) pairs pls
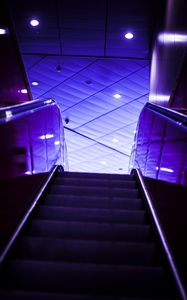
(32, 81), (39, 86)
(149, 94), (170, 101)
(40, 134), (54, 140)
(21, 89), (28, 94)
(113, 93), (121, 99)
(25, 171), (32, 175)
(5, 110), (13, 118)
(100, 161), (107, 165)
(112, 138), (119, 143)
(54, 141), (60, 145)
(156, 167), (174, 173)
(160, 167), (174, 173)
(44, 99), (53, 104)
(158, 32), (187, 44)
(0, 28), (7, 35)
(125, 32), (134, 39)
(30, 19), (39, 27)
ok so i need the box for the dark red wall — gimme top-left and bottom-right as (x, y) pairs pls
(144, 176), (187, 289)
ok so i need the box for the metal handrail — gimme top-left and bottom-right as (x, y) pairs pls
(145, 102), (187, 129)
(0, 165), (60, 265)
(0, 98), (56, 124)
(132, 168), (187, 300)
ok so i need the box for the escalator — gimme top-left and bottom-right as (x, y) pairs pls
(0, 167), (183, 299)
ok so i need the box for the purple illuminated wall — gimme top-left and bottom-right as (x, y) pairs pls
(149, 0), (187, 107)
(170, 52), (187, 109)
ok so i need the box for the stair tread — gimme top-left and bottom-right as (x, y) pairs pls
(45, 194), (143, 210)
(54, 177), (137, 188)
(2, 260), (166, 297)
(19, 237), (158, 265)
(36, 206), (147, 224)
(49, 185), (140, 198)
(29, 219), (152, 241)
(59, 172), (134, 181)
(0, 290), (174, 300)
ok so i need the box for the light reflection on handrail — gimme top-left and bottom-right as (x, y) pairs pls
(146, 102), (187, 128)
(0, 98), (55, 123)
(132, 168), (187, 300)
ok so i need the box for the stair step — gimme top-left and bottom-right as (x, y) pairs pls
(36, 206), (147, 224)
(2, 260), (166, 297)
(59, 172), (134, 181)
(29, 220), (152, 242)
(0, 290), (173, 300)
(19, 237), (158, 265)
(54, 177), (137, 189)
(44, 194), (143, 210)
(49, 186), (140, 198)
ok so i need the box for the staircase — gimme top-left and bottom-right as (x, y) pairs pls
(0, 171), (179, 299)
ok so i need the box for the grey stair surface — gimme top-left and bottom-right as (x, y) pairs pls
(0, 171), (178, 299)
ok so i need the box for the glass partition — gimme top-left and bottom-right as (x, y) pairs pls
(130, 103), (187, 186)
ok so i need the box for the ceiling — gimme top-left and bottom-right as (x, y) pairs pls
(8, 0), (164, 174)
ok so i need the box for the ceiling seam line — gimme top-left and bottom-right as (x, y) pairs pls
(62, 64), (149, 113)
(27, 55), (46, 71)
(64, 127), (130, 158)
(22, 53), (150, 61)
(73, 92), (149, 130)
(70, 121), (137, 149)
(38, 58), (99, 98)
(88, 121), (138, 140)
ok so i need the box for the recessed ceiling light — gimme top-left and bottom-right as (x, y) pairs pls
(30, 19), (39, 27)
(113, 93), (121, 99)
(100, 161), (107, 165)
(56, 65), (62, 72)
(0, 28), (7, 35)
(112, 138), (119, 143)
(32, 81), (39, 86)
(125, 32), (134, 39)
